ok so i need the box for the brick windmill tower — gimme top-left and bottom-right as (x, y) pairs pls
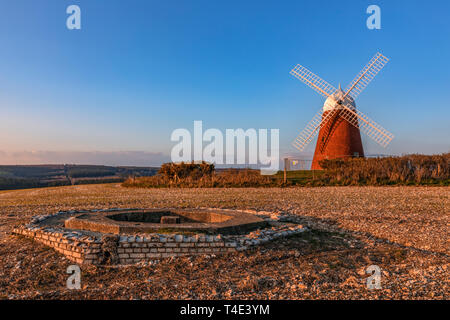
(289, 52), (394, 169)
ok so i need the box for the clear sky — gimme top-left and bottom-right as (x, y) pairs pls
(0, 0), (449, 165)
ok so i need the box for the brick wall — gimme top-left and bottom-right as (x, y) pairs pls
(312, 110), (365, 170)
(13, 226), (238, 265)
(13, 227), (100, 265)
(116, 237), (236, 264)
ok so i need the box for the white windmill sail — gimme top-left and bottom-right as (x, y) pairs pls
(292, 106), (340, 151)
(290, 64), (337, 98)
(343, 52), (389, 100)
(338, 102), (394, 147)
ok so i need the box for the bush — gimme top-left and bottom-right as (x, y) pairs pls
(122, 164), (283, 188)
(158, 162), (214, 182)
(319, 153), (449, 185)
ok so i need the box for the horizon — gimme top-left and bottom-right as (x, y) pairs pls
(1, 0), (449, 166)
(0, 151), (443, 168)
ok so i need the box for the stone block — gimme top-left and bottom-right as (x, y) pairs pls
(165, 243), (177, 248)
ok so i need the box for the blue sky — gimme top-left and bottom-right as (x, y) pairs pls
(0, 0), (449, 165)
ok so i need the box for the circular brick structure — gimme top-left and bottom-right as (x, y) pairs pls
(13, 208), (307, 265)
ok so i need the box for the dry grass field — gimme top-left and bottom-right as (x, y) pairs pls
(0, 184), (448, 299)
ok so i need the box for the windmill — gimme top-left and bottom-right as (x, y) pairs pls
(290, 52), (394, 169)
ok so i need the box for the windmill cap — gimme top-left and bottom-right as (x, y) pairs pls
(323, 88), (356, 112)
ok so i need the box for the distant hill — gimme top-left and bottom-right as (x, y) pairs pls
(0, 165), (159, 190)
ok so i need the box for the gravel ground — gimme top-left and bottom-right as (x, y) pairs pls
(0, 184), (448, 300)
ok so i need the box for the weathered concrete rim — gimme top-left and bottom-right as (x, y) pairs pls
(64, 208), (268, 235)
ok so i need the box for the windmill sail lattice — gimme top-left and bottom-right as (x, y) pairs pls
(290, 65), (337, 98)
(343, 52), (389, 100)
(292, 107), (339, 151)
(339, 103), (394, 147)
